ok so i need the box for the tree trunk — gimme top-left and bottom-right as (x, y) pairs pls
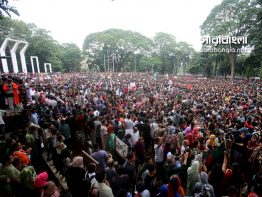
(229, 52), (237, 80)
(214, 55), (218, 78)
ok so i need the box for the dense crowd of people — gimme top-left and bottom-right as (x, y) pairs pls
(0, 72), (261, 197)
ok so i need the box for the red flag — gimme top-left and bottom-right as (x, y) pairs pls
(187, 84), (192, 90)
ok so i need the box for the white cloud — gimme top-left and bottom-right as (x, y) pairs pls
(11, 0), (222, 51)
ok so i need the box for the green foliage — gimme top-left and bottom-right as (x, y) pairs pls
(26, 27), (63, 72)
(152, 33), (194, 74)
(187, 52), (213, 77)
(247, 0), (262, 77)
(260, 66), (262, 78)
(244, 53), (261, 77)
(139, 56), (161, 72)
(83, 30), (195, 74)
(60, 43), (82, 72)
(0, 18), (30, 42)
(247, 0), (262, 48)
(0, 18), (83, 72)
(83, 28), (153, 72)
(0, 0), (19, 19)
(235, 54), (247, 76)
(153, 32), (177, 73)
(201, 0), (260, 79)
(187, 53), (204, 75)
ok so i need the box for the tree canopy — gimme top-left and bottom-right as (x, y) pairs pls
(83, 29), (195, 73)
(0, 18), (82, 72)
(0, 2), (261, 77)
(0, 0), (19, 19)
(201, 0), (261, 79)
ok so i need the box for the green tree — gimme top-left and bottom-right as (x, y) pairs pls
(0, 0), (19, 19)
(26, 26), (63, 72)
(187, 52), (213, 77)
(83, 29), (153, 72)
(0, 18), (85, 72)
(176, 41), (195, 75)
(201, 0), (259, 80)
(0, 17), (31, 43)
(139, 55), (162, 72)
(60, 43), (82, 72)
(247, 0), (262, 78)
(153, 32), (177, 74)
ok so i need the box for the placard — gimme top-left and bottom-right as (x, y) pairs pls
(115, 137), (128, 158)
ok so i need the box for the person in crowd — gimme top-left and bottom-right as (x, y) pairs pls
(0, 72), (261, 197)
(65, 156), (87, 197)
(89, 186), (100, 197)
(34, 171), (49, 196)
(107, 124), (116, 155)
(110, 164), (131, 195)
(0, 154), (21, 183)
(105, 158), (117, 185)
(20, 165), (37, 197)
(91, 143), (109, 169)
(0, 109), (6, 139)
(187, 160), (201, 196)
(41, 181), (60, 197)
(135, 181), (150, 197)
(167, 175), (185, 197)
(94, 169), (114, 197)
(143, 164), (158, 196)
(134, 137), (145, 167)
(86, 162), (97, 187)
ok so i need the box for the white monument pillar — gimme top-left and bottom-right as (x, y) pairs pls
(20, 42), (29, 73)
(10, 41), (20, 73)
(1, 38), (29, 73)
(30, 56), (40, 73)
(0, 38), (10, 73)
(44, 63), (52, 73)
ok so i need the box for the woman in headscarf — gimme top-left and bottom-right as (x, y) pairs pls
(20, 165), (37, 197)
(199, 171), (215, 197)
(168, 175), (185, 197)
(107, 124), (116, 155)
(185, 133), (194, 148)
(34, 171), (49, 195)
(187, 160), (201, 196)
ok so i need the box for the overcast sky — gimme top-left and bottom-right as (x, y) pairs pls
(11, 0), (222, 51)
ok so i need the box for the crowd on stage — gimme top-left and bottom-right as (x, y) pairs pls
(0, 72), (261, 197)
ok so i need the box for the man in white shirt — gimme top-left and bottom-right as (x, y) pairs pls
(154, 137), (165, 177)
(94, 169), (114, 197)
(131, 127), (140, 147)
(124, 114), (134, 136)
